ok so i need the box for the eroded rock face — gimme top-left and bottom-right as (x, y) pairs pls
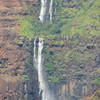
(0, 0), (39, 100)
(0, 77), (24, 100)
(44, 36), (100, 100)
(48, 78), (97, 100)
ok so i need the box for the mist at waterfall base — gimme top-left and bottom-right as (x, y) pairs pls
(34, 38), (56, 100)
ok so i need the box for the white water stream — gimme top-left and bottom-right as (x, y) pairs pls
(49, 0), (53, 21)
(39, 0), (53, 22)
(34, 38), (55, 100)
(39, 0), (47, 22)
(33, 38), (37, 69)
(36, 0), (55, 99)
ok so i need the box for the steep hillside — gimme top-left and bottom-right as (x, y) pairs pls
(19, 0), (100, 38)
(0, 0), (39, 100)
(0, 0), (100, 100)
(18, 0), (100, 100)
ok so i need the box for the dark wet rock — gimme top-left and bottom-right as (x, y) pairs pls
(0, 65), (6, 68)
(32, 3), (40, 7)
(86, 45), (96, 49)
(95, 53), (100, 66)
(0, 58), (8, 64)
(74, 74), (86, 80)
(70, 96), (78, 100)
(17, 43), (24, 47)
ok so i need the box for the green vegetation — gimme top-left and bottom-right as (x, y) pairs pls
(48, 76), (60, 83)
(19, 0), (100, 84)
(45, 63), (55, 72)
(19, 0), (100, 38)
(93, 77), (100, 85)
(19, 16), (61, 38)
(67, 50), (94, 65)
(60, 0), (100, 36)
(93, 96), (100, 100)
(44, 39), (98, 83)
(21, 75), (30, 82)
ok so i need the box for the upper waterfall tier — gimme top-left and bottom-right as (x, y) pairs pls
(39, 0), (54, 22)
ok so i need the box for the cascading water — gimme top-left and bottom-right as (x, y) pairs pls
(37, 38), (44, 95)
(39, 0), (53, 22)
(33, 38), (37, 69)
(39, 0), (47, 22)
(37, 38), (49, 100)
(49, 0), (53, 21)
(34, 38), (55, 100)
(37, 0), (55, 99)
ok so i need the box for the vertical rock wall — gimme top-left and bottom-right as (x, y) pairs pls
(0, 0), (39, 100)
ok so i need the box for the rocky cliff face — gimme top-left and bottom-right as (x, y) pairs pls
(44, 36), (100, 100)
(0, 0), (39, 100)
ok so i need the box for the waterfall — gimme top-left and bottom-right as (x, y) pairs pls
(49, 0), (53, 21)
(37, 38), (44, 94)
(24, 83), (28, 100)
(38, 0), (55, 99)
(34, 38), (55, 100)
(33, 38), (37, 69)
(37, 38), (50, 100)
(39, 0), (47, 22)
(39, 0), (54, 22)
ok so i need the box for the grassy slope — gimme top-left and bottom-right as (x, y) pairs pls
(61, 0), (100, 36)
(19, 0), (100, 38)
(43, 0), (100, 85)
